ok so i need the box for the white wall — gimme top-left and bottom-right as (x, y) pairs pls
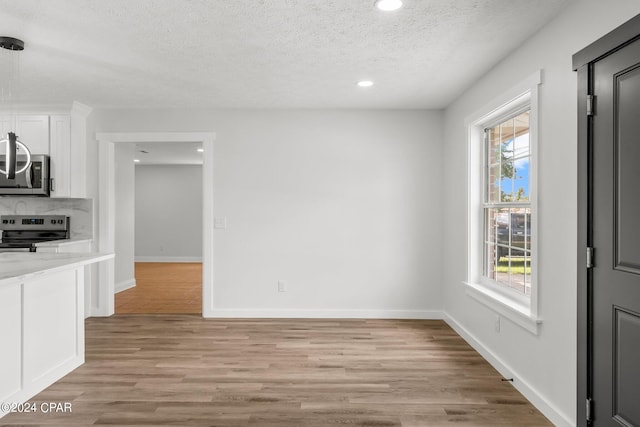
(442, 1), (640, 426)
(135, 164), (203, 261)
(114, 143), (135, 292)
(92, 109), (443, 317)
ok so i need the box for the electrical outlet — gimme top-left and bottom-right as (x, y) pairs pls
(214, 217), (227, 229)
(278, 280), (287, 292)
(494, 314), (501, 333)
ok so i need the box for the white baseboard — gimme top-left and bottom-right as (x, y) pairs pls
(115, 278), (136, 293)
(204, 308), (443, 319)
(443, 312), (573, 427)
(135, 256), (203, 263)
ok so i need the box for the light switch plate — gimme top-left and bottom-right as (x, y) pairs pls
(214, 217), (227, 229)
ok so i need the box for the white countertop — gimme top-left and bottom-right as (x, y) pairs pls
(0, 252), (114, 286)
(35, 238), (93, 248)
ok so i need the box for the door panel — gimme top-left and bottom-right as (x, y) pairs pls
(592, 36), (640, 426)
(615, 65), (640, 273)
(613, 307), (640, 424)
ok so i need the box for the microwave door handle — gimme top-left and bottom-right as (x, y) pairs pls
(25, 163), (33, 188)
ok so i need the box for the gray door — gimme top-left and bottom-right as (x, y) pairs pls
(591, 36), (640, 425)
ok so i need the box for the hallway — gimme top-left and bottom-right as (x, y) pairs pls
(115, 262), (202, 314)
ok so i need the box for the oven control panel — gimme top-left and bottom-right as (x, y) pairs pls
(0, 215), (69, 231)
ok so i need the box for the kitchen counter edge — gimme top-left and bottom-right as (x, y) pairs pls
(0, 252), (114, 286)
(35, 238), (93, 248)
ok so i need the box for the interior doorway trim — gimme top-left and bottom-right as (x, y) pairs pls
(95, 132), (215, 317)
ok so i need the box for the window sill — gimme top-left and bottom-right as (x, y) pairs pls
(463, 281), (542, 335)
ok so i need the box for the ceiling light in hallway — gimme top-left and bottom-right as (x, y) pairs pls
(374, 0), (403, 12)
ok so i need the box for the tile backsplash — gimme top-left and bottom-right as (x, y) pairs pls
(0, 198), (93, 239)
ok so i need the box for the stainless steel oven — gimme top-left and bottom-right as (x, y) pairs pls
(0, 154), (50, 196)
(0, 215), (69, 252)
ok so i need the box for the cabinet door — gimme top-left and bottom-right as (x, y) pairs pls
(49, 115), (72, 197)
(0, 283), (22, 403)
(15, 115), (50, 155)
(0, 116), (13, 139)
(23, 269), (80, 386)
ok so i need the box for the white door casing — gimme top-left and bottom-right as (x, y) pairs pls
(95, 132), (215, 317)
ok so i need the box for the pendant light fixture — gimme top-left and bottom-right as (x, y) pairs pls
(0, 36), (31, 180)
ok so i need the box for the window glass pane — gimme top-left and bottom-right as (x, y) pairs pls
(485, 111), (530, 203)
(485, 207), (510, 284)
(485, 243), (497, 282)
(523, 255), (531, 296)
(486, 129), (501, 203)
(500, 118), (515, 201)
(499, 164), (514, 202)
(512, 112), (530, 202)
(487, 128), (501, 163)
(487, 163), (501, 203)
(485, 209), (498, 281)
(484, 207), (532, 292)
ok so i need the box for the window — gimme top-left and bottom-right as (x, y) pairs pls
(484, 111), (531, 295)
(464, 70), (541, 334)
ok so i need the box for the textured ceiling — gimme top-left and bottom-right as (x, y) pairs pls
(0, 0), (573, 109)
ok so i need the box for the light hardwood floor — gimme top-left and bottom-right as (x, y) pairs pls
(115, 263), (202, 314)
(1, 316), (552, 426)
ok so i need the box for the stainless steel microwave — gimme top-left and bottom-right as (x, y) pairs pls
(0, 154), (50, 196)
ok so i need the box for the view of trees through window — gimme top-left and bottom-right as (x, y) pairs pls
(484, 111), (531, 295)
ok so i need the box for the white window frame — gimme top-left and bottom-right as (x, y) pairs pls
(464, 70), (542, 335)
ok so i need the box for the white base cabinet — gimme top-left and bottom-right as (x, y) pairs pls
(0, 284), (22, 405)
(35, 240), (94, 318)
(0, 268), (85, 418)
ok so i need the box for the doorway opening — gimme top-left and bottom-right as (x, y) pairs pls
(95, 132), (215, 318)
(114, 141), (204, 314)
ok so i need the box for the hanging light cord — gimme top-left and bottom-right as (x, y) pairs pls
(0, 36), (31, 179)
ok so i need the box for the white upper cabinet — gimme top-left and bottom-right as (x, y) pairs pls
(49, 103), (92, 198)
(15, 116), (50, 155)
(0, 117), (13, 139)
(0, 115), (49, 155)
(0, 103), (91, 199)
(49, 115), (72, 197)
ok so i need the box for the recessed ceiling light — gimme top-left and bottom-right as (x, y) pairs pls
(134, 159), (140, 163)
(357, 80), (374, 88)
(374, 0), (403, 11)
(197, 148), (204, 153)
